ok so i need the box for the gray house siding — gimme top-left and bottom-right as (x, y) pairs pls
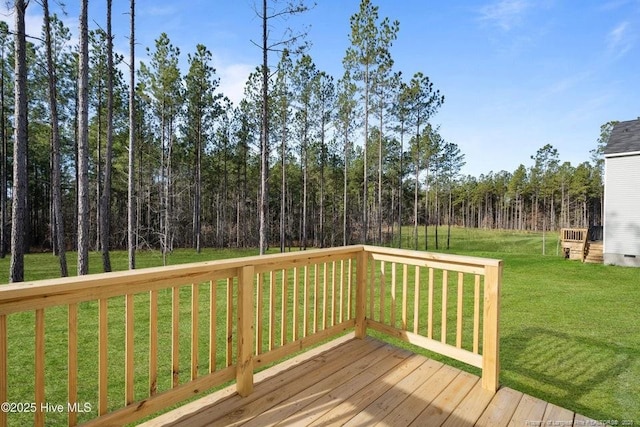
(603, 153), (640, 267)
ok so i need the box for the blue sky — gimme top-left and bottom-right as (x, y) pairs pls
(3, 0), (639, 176)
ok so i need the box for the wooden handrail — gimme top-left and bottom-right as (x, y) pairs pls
(560, 228), (588, 243)
(0, 245), (502, 426)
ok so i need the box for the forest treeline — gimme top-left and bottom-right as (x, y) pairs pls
(1, 0), (607, 281)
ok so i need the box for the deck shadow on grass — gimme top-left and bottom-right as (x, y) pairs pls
(501, 326), (637, 421)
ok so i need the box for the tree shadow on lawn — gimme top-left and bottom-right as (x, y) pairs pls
(501, 327), (639, 423)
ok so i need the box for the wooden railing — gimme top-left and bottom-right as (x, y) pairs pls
(0, 245), (502, 426)
(560, 228), (589, 262)
(560, 228), (588, 243)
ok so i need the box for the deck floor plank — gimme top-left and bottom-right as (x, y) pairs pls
(142, 337), (595, 427)
(542, 402), (575, 426)
(204, 339), (385, 427)
(376, 365), (460, 426)
(440, 380), (497, 427)
(408, 371), (480, 427)
(509, 393), (549, 426)
(341, 358), (444, 426)
(475, 387), (523, 427)
(181, 338), (382, 427)
(242, 343), (408, 427)
(272, 347), (413, 426)
(306, 354), (428, 426)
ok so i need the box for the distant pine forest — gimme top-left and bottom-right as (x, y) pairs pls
(0, 1), (608, 277)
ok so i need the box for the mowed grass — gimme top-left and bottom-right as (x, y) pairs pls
(0, 229), (639, 424)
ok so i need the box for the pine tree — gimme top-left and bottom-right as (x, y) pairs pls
(344, 0), (399, 243)
(76, 0), (90, 275)
(127, 0), (136, 269)
(42, 0), (68, 277)
(141, 33), (183, 265)
(9, 0), (28, 282)
(184, 44), (220, 252)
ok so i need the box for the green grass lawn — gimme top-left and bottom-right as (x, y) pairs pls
(1, 229), (638, 425)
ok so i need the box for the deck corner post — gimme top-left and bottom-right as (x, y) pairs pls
(355, 248), (368, 339)
(236, 265), (255, 397)
(481, 261), (502, 392)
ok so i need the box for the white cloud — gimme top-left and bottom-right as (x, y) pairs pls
(479, 0), (531, 31)
(217, 62), (254, 106)
(607, 21), (635, 58)
(0, 3), (45, 40)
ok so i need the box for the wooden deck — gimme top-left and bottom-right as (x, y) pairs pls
(142, 335), (601, 427)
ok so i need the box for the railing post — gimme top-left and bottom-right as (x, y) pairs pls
(236, 265), (255, 397)
(355, 248), (368, 339)
(482, 261), (502, 392)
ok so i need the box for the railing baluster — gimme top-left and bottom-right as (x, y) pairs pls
(256, 273), (263, 355)
(269, 270), (276, 351)
(99, 299), (108, 414)
(226, 278), (233, 367)
(293, 267), (299, 341)
(413, 266), (419, 334)
(402, 264), (408, 330)
(347, 260), (356, 319)
(339, 260), (344, 323)
(427, 268), (434, 339)
(149, 290), (158, 395)
(0, 314), (5, 427)
(456, 272), (464, 349)
(332, 261), (337, 327)
(379, 260), (386, 323)
(314, 263), (320, 333)
(126, 294), (135, 404)
(191, 284), (199, 381)
(303, 265), (310, 338)
(473, 274), (481, 354)
(322, 263), (328, 330)
(441, 270), (448, 344)
(209, 280), (216, 373)
(280, 269), (287, 346)
(368, 256), (374, 320)
(171, 287), (179, 388)
(35, 309), (45, 427)
(390, 262), (396, 327)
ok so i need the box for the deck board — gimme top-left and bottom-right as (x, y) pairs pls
(142, 336), (595, 427)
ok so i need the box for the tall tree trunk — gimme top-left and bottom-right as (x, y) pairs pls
(342, 131), (349, 246)
(43, 0), (68, 277)
(0, 40), (7, 259)
(259, 0), (269, 255)
(398, 123), (404, 249)
(446, 187), (452, 250)
(301, 132), (308, 250)
(100, 0), (113, 271)
(77, 0), (90, 275)
(319, 116), (326, 248)
(413, 141), (419, 251)
(424, 165), (429, 251)
(377, 106), (383, 245)
(127, 0), (136, 269)
(9, 0), (28, 283)
(280, 111), (286, 252)
(363, 63), (369, 244)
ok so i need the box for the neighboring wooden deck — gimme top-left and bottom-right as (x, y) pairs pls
(143, 335), (601, 427)
(560, 228), (603, 264)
